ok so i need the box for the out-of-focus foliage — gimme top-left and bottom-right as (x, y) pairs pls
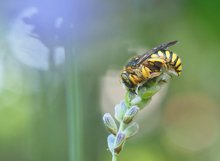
(1, 0), (220, 161)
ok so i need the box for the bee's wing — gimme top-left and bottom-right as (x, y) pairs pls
(152, 40), (178, 52)
(136, 40), (178, 65)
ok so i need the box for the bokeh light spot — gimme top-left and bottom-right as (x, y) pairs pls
(163, 93), (220, 152)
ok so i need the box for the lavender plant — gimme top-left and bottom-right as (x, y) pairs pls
(103, 73), (177, 161)
(103, 41), (182, 161)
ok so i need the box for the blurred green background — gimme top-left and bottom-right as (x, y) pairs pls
(1, 0), (220, 161)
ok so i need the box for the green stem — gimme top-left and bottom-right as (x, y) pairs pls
(118, 122), (126, 132)
(65, 50), (83, 161)
(112, 154), (118, 161)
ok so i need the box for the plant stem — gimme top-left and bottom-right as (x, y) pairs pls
(111, 121), (126, 161)
(119, 121), (126, 132)
(112, 154), (118, 161)
(65, 51), (83, 161)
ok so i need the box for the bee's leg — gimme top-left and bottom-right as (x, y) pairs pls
(129, 88), (137, 95)
(148, 58), (169, 74)
(150, 71), (161, 78)
(141, 66), (151, 79)
(130, 74), (142, 83)
(134, 68), (145, 79)
(135, 84), (141, 95)
(162, 63), (168, 71)
(157, 72), (172, 83)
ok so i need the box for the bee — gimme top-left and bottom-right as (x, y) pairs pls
(121, 40), (182, 93)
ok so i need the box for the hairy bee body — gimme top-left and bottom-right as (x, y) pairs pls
(121, 41), (182, 92)
(148, 50), (182, 76)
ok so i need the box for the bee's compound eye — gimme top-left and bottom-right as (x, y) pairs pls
(121, 73), (128, 81)
(121, 73), (133, 88)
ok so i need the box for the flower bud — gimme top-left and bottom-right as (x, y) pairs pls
(123, 106), (139, 124)
(114, 101), (127, 122)
(114, 132), (126, 154)
(103, 113), (118, 135)
(107, 134), (115, 153)
(124, 122), (139, 139)
(130, 96), (142, 105)
(139, 85), (160, 99)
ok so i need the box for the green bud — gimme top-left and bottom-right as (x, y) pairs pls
(125, 91), (136, 106)
(136, 97), (151, 109)
(130, 96), (142, 105)
(103, 113), (118, 135)
(114, 101), (127, 122)
(139, 85), (160, 99)
(124, 122), (139, 139)
(114, 132), (126, 154)
(123, 106), (139, 124)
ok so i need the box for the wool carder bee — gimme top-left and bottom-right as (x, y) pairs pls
(121, 40), (183, 93)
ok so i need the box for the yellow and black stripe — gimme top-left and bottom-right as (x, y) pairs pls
(121, 41), (183, 93)
(149, 50), (182, 76)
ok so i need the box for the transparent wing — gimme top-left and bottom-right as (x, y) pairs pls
(136, 40), (178, 65)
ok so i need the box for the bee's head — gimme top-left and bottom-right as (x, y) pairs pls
(121, 71), (134, 89)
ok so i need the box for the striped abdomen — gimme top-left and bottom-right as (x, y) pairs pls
(149, 50), (183, 76)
